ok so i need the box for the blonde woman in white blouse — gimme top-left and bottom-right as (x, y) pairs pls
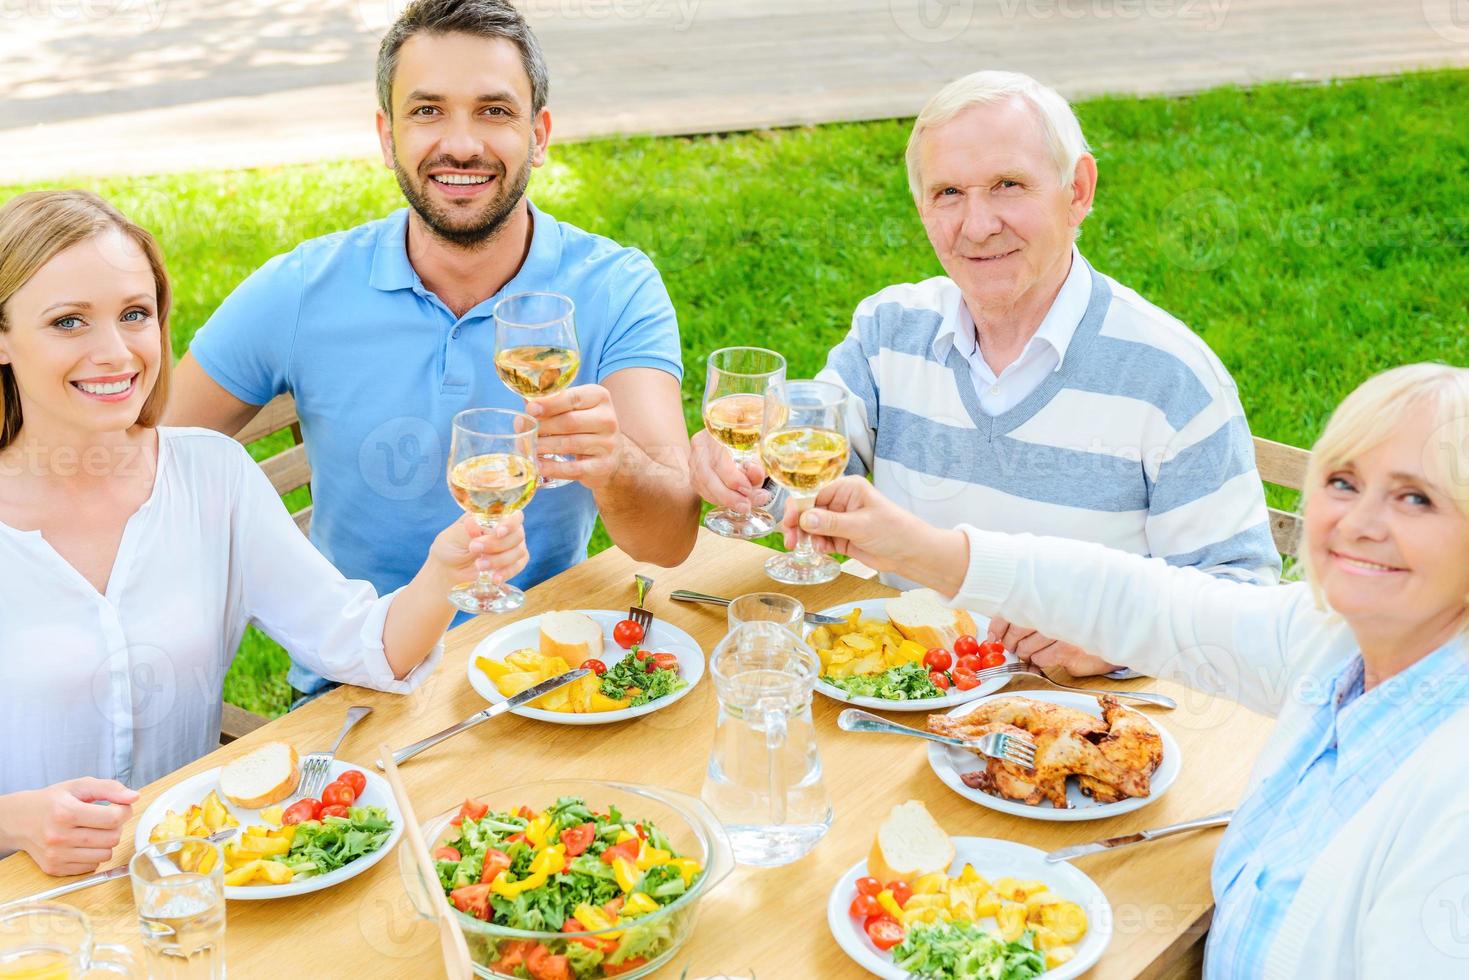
(783, 363), (1469, 977)
(0, 191), (529, 876)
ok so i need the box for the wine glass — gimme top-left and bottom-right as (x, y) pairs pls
(493, 291), (579, 490)
(446, 408), (539, 614)
(759, 380), (850, 585)
(701, 346), (787, 537)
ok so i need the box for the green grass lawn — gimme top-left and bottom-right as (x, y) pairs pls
(6, 70), (1466, 716)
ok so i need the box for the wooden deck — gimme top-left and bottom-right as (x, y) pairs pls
(1, 0), (1466, 181)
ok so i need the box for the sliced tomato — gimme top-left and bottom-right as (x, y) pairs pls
(865, 915), (904, 950)
(650, 652), (680, 672)
(489, 939), (538, 972)
(583, 658), (607, 676)
(951, 666), (980, 690)
(854, 876), (882, 897)
(600, 839), (640, 866)
(319, 803), (350, 819)
(953, 635), (980, 657)
(517, 805), (537, 819)
(602, 958), (648, 977)
(602, 895), (625, 917)
(479, 848), (512, 884)
(282, 799), (321, 826)
(458, 799), (490, 822)
(562, 917), (617, 953)
(526, 944), (572, 980)
(338, 770), (367, 796)
(449, 816), (463, 828)
(928, 670), (951, 690)
(633, 823), (647, 840)
(504, 833), (528, 846)
(449, 883), (492, 921)
(432, 846), (461, 863)
(560, 822), (597, 857)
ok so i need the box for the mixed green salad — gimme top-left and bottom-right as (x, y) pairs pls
(600, 650), (686, 706)
(824, 661), (946, 700)
(893, 921), (1047, 979)
(279, 805), (393, 876)
(434, 796), (704, 978)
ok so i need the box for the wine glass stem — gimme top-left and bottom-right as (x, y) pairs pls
(475, 517), (504, 597)
(790, 494), (818, 562)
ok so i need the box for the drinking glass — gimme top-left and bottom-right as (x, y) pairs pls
(701, 347), (787, 537)
(494, 292), (579, 490)
(759, 380), (850, 585)
(446, 408), (539, 614)
(129, 838), (226, 980)
(700, 621), (831, 866)
(726, 592), (804, 633)
(0, 903), (139, 979)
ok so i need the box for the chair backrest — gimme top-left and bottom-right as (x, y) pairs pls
(1253, 436), (1310, 559)
(235, 394), (312, 534)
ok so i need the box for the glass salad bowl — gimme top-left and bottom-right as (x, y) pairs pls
(400, 779), (734, 979)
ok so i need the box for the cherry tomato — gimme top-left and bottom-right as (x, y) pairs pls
(479, 848), (512, 884)
(319, 803), (350, 819)
(850, 894), (882, 918)
(865, 916), (904, 950)
(613, 619), (645, 648)
(651, 652), (680, 672)
(951, 666), (980, 690)
(583, 658), (607, 676)
(854, 876), (883, 896)
(978, 649), (1007, 670)
(887, 880), (913, 907)
(928, 670), (951, 690)
(600, 839), (640, 866)
(956, 653), (982, 672)
(978, 640), (1006, 658)
(517, 805), (537, 819)
(922, 648), (952, 671)
(954, 635), (980, 657)
(560, 822), (597, 857)
(338, 770), (367, 796)
(526, 943), (572, 980)
(449, 883), (492, 921)
(322, 782), (356, 808)
(282, 798), (321, 825)
(633, 649), (650, 661)
(433, 846), (461, 862)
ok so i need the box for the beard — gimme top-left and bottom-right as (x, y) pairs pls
(393, 145), (533, 249)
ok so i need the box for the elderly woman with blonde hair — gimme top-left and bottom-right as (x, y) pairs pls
(785, 362), (1469, 977)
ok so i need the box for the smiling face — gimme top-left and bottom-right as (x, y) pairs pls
(376, 31), (549, 247)
(0, 228), (163, 440)
(914, 98), (1095, 315)
(1305, 403), (1469, 643)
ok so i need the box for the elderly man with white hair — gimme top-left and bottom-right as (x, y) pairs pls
(691, 71), (1281, 676)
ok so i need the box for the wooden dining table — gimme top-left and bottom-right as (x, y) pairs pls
(0, 530), (1274, 978)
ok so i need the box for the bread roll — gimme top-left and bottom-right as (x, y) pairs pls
(219, 742), (299, 809)
(885, 588), (979, 650)
(539, 611), (605, 667)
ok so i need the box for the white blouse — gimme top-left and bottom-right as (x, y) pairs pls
(0, 427), (442, 796)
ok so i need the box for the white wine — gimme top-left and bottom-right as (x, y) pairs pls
(449, 453), (537, 520)
(703, 393), (768, 453)
(0, 950), (72, 980)
(495, 345), (579, 397)
(761, 427), (849, 493)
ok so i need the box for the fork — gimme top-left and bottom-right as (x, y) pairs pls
(837, 708), (1037, 770)
(669, 589), (847, 625)
(298, 705), (372, 799)
(629, 574), (654, 642)
(985, 663), (1178, 709)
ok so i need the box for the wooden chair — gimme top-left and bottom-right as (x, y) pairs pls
(219, 394), (312, 742)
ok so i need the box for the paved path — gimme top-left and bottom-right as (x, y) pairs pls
(2, 0), (1466, 182)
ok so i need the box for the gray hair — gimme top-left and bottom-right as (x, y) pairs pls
(376, 0), (550, 118)
(906, 70), (1089, 201)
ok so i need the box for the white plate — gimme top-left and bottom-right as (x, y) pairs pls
(466, 609), (705, 725)
(133, 762), (403, 900)
(809, 600), (1015, 712)
(827, 835), (1112, 979)
(927, 691), (1181, 822)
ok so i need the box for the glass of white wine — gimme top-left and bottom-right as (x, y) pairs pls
(446, 408), (539, 614)
(760, 380), (850, 585)
(702, 346), (787, 538)
(493, 291), (580, 490)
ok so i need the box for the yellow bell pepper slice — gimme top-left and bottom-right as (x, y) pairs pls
(621, 893), (659, 917)
(614, 830), (638, 845)
(524, 814), (553, 849)
(529, 844), (566, 876)
(912, 873), (949, 896)
(876, 889), (905, 919)
(634, 844), (671, 871)
(669, 858), (701, 886)
(613, 857), (640, 893)
(490, 870), (548, 898)
(573, 903), (614, 932)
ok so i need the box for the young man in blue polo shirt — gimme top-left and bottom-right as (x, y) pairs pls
(166, 0), (699, 697)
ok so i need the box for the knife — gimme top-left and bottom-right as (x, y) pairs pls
(1044, 810), (1234, 863)
(377, 668), (592, 769)
(15, 827), (240, 904)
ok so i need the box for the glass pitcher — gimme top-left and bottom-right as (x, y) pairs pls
(701, 621), (832, 866)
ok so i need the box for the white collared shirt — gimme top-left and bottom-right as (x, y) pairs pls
(0, 427), (441, 800)
(935, 248), (1092, 416)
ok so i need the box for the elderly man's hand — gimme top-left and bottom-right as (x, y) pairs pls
(526, 385), (622, 489)
(690, 429), (771, 513)
(986, 617), (1121, 676)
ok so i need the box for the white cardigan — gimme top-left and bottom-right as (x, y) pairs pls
(952, 525), (1469, 978)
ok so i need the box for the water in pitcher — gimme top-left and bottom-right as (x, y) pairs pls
(701, 623), (832, 866)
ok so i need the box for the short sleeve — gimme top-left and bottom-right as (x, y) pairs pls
(187, 250), (305, 406)
(595, 251), (683, 383)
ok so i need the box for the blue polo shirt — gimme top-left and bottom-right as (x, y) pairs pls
(190, 202), (682, 690)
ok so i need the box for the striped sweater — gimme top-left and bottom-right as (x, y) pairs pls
(817, 257), (1282, 586)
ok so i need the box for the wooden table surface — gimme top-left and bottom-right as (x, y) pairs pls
(0, 530), (1273, 978)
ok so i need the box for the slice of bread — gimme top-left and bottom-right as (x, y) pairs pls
(867, 800), (955, 884)
(219, 742), (299, 809)
(885, 588), (979, 651)
(539, 611), (605, 668)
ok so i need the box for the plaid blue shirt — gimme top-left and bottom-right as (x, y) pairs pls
(1204, 639), (1469, 978)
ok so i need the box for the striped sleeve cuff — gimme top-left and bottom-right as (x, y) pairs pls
(949, 525), (1021, 612)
